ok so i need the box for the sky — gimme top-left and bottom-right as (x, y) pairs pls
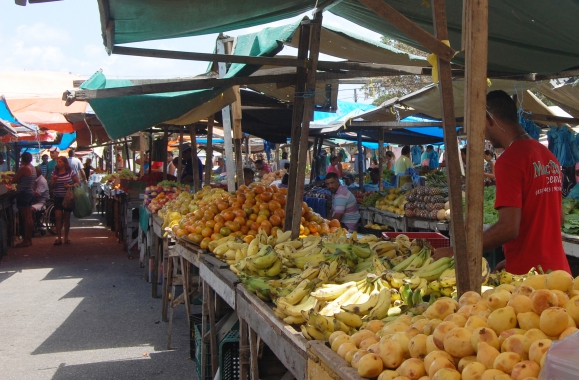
(0, 0), (385, 104)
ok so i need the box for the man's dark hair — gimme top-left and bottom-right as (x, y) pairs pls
(284, 162), (290, 170)
(282, 173), (289, 185)
(369, 168), (380, 176)
(427, 145), (434, 150)
(281, 152), (288, 159)
(325, 172), (339, 181)
(386, 151), (394, 158)
(243, 167), (254, 177)
(21, 152), (33, 164)
(401, 146), (410, 155)
(254, 159), (264, 165)
(487, 90), (518, 124)
(68, 149), (75, 158)
(460, 147), (467, 155)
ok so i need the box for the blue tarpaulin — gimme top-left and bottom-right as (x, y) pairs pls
(547, 126), (576, 167)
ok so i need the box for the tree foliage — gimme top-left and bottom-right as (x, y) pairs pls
(362, 37), (432, 106)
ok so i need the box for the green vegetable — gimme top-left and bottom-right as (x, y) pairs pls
(362, 192), (382, 207)
(156, 180), (189, 188)
(483, 186), (499, 225)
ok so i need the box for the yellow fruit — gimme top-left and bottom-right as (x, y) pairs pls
(457, 355), (477, 372)
(481, 368), (508, 380)
(487, 306), (517, 335)
(351, 349), (370, 369)
(522, 274), (547, 290)
(432, 321), (458, 350)
(560, 326), (578, 340)
(366, 320), (385, 333)
(501, 334), (527, 360)
(408, 334), (428, 359)
(351, 330), (377, 348)
(404, 326), (422, 340)
(423, 350), (454, 373)
(357, 353), (384, 378)
(428, 357), (456, 379)
(432, 368), (461, 380)
(488, 290), (512, 311)
(424, 298), (458, 320)
(462, 361), (487, 380)
(459, 291), (482, 308)
(391, 331), (411, 359)
(425, 335), (439, 354)
(328, 330), (347, 346)
(411, 318), (429, 332)
(378, 340), (405, 369)
(545, 270), (574, 292)
(331, 335), (352, 352)
(477, 341), (501, 369)
(528, 339), (551, 364)
(465, 315), (488, 331)
(359, 336), (380, 350)
(516, 311), (541, 331)
(423, 319), (443, 335)
(507, 294), (534, 315)
(397, 358), (426, 379)
(493, 351), (521, 374)
(444, 327), (475, 358)
(539, 307), (569, 336)
(443, 313), (468, 327)
(511, 360), (540, 380)
(551, 289), (570, 307)
(512, 285), (534, 297)
(565, 296), (579, 325)
(522, 329), (548, 353)
(530, 289), (558, 314)
(345, 348), (362, 364)
(337, 342), (357, 359)
(472, 327), (500, 352)
(574, 276), (579, 290)
(377, 369), (400, 380)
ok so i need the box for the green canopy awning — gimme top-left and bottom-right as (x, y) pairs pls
(100, 0), (579, 74)
(82, 23), (297, 139)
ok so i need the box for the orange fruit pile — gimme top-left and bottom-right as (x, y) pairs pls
(170, 184), (340, 249)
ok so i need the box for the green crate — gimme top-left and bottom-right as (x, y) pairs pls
(194, 322), (240, 380)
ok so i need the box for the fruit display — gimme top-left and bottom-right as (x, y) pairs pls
(404, 186), (450, 220)
(260, 169), (286, 186)
(364, 223), (390, 231)
(160, 184), (337, 247)
(145, 182), (190, 211)
(483, 186), (499, 225)
(374, 188), (407, 215)
(360, 192), (380, 207)
(562, 197), (579, 235)
(0, 171), (14, 184)
(425, 171), (448, 188)
(326, 269), (579, 379)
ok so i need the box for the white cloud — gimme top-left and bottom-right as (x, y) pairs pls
(15, 22), (71, 44)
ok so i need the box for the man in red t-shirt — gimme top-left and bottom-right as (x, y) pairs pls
(434, 90), (570, 275)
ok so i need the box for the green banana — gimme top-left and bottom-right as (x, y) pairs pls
(415, 257), (454, 281)
(351, 243), (373, 259)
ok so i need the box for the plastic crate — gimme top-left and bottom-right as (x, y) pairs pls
(382, 232), (450, 249)
(194, 322), (240, 380)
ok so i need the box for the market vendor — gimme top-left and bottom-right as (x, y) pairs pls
(343, 173), (359, 191)
(433, 90), (571, 274)
(363, 168), (390, 192)
(243, 167), (255, 186)
(181, 147), (203, 183)
(254, 159), (272, 177)
(325, 172), (360, 232)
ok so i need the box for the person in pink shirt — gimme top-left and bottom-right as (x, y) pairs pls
(326, 155), (341, 178)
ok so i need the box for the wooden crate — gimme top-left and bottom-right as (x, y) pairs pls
(306, 341), (364, 380)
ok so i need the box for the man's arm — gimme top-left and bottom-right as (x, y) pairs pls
(332, 212), (344, 222)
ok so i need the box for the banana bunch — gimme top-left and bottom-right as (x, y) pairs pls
(239, 274), (273, 302)
(390, 240), (432, 272)
(213, 239), (249, 266)
(414, 256), (454, 281)
(370, 240), (399, 259)
(235, 243), (283, 278)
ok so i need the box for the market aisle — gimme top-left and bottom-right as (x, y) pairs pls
(0, 215), (195, 380)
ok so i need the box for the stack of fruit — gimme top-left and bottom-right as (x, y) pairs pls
(145, 182), (189, 210)
(405, 186), (450, 220)
(374, 188), (407, 215)
(327, 269), (579, 380)
(260, 169), (285, 186)
(364, 223), (390, 231)
(159, 184), (339, 247)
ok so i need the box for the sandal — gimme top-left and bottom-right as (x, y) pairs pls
(54, 240), (62, 246)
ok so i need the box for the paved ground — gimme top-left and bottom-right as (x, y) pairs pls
(0, 214), (196, 379)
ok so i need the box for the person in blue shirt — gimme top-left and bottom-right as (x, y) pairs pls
(363, 168), (392, 192)
(181, 147), (204, 183)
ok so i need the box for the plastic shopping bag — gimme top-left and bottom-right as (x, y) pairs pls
(62, 187), (75, 210)
(539, 330), (579, 380)
(72, 186), (92, 218)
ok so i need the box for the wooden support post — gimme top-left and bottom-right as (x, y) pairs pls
(178, 127), (184, 181)
(189, 125), (201, 192)
(162, 127), (168, 181)
(431, 0), (469, 291)
(357, 132), (364, 192)
(232, 85), (244, 187)
(244, 135), (250, 165)
(148, 132), (153, 175)
(289, 13), (323, 239)
(152, 236), (159, 298)
(462, 0), (488, 293)
(239, 318), (249, 380)
(205, 115), (214, 186)
(310, 137), (318, 183)
(124, 137), (131, 172)
(284, 21), (311, 235)
(249, 327), (259, 380)
(201, 282), (208, 380)
(217, 37), (236, 192)
(208, 287), (218, 379)
(378, 127), (385, 191)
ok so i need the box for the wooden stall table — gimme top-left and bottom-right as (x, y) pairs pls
(306, 341), (364, 380)
(370, 207), (407, 232)
(236, 285), (308, 380)
(0, 190), (16, 259)
(562, 233), (579, 259)
(150, 214), (165, 298)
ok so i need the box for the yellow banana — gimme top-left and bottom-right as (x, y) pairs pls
(226, 240), (248, 250)
(334, 312), (363, 328)
(265, 259), (283, 277)
(335, 270), (369, 284)
(342, 286), (380, 315)
(223, 249), (237, 261)
(246, 237), (260, 257)
(279, 279), (312, 305)
(234, 249), (245, 263)
(316, 262), (331, 283)
(371, 241), (397, 251)
(310, 281), (357, 301)
(333, 318), (352, 333)
(275, 230), (292, 244)
(300, 324), (313, 340)
(305, 324), (327, 340)
(229, 265), (239, 275)
(319, 286), (360, 316)
(377, 249), (398, 259)
(328, 259), (339, 279)
(283, 315), (305, 325)
(213, 244), (230, 256)
(277, 295), (317, 317)
(266, 235), (276, 247)
(357, 234), (379, 244)
(314, 313), (335, 333)
(368, 288), (392, 320)
(250, 248), (278, 269)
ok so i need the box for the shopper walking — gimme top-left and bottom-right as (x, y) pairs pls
(11, 152), (36, 247)
(51, 156), (80, 246)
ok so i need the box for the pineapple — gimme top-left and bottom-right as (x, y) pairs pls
(434, 203), (446, 210)
(431, 195), (445, 204)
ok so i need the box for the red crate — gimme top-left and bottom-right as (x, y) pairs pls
(382, 232), (450, 249)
